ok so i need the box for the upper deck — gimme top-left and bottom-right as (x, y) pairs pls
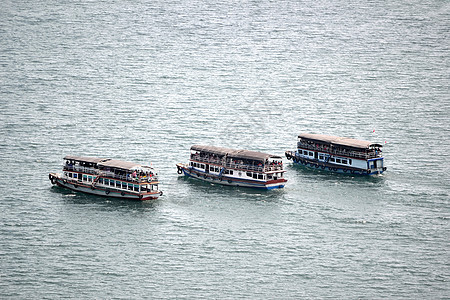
(190, 145), (284, 173)
(63, 156), (158, 183)
(297, 133), (383, 159)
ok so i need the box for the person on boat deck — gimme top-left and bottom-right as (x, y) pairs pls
(132, 170), (137, 178)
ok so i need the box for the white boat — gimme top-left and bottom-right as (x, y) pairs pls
(49, 156), (163, 200)
(176, 145), (287, 190)
(285, 133), (386, 175)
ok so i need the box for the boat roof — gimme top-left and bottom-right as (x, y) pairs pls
(64, 156), (152, 171)
(98, 159), (144, 171)
(191, 145), (282, 161)
(64, 155), (109, 164)
(297, 133), (383, 149)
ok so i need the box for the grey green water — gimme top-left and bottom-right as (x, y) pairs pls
(1, 0), (449, 298)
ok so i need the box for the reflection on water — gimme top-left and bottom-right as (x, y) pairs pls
(51, 185), (161, 211)
(177, 175), (285, 202)
(287, 163), (386, 184)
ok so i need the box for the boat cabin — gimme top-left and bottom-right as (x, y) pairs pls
(189, 145), (284, 173)
(297, 133), (383, 159)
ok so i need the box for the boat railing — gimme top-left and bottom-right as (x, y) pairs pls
(63, 166), (157, 183)
(101, 171), (158, 183)
(225, 162), (264, 172)
(265, 165), (283, 172)
(297, 143), (382, 159)
(190, 155), (222, 165)
(63, 165), (99, 175)
(191, 155), (283, 173)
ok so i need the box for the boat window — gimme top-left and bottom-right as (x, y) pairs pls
(215, 167), (219, 172)
(329, 158), (335, 162)
(105, 179), (109, 185)
(246, 172), (252, 177)
(73, 173), (77, 178)
(68, 173), (73, 178)
(229, 170), (233, 175)
(99, 178), (103, 184)
(349, 159), (352, 165)
(83, 175), (87, 181)
(110, 180), (115, 186)
(134, 185), (139, 192)
(252, 173), (258, 179)
(258, 174), (264, 180)
(128, 183), (133, 191)
(336, 159), (341, 163)
(319, 155), (324, 160)
(210, 166), (214, 171)
(342, 160), (347, 165)
(88, 176), (93, 182)
(309, 152), (313, 156)
(116, 181), (121, 188)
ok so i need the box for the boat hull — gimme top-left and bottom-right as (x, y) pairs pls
(50, 175), (161, 201)
(177, 164), (286, 190)
(286, 152), (385, 175)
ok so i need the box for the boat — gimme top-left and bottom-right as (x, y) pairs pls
(285, 133), (387, 175)
(49, 156), (163, 200)
(176, 145), (287, 189)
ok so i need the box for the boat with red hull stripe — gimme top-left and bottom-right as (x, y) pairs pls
(177, 145), (287, 190)
(49, 156), (162, 200)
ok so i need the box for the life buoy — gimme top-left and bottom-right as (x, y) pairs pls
(91, 185), (95, 190)
(121, 191), (125, 196)
(105, 189), (110, 195)
(219, 177), (223, 181)
(315, 164), (319, 168)
(63, 179), (67, 184)
(227, 180), (232, 184)
(139, 194), (143, 200)
(204, 175), (207, 179)
(73, 184), (78, 188)
(321, 166), (325, 170)
(49, 174), (56, 184)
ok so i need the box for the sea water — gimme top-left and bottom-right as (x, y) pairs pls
(0, 0), (449, 298)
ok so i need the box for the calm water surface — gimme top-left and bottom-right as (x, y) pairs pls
(1, 0), (449, 298)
